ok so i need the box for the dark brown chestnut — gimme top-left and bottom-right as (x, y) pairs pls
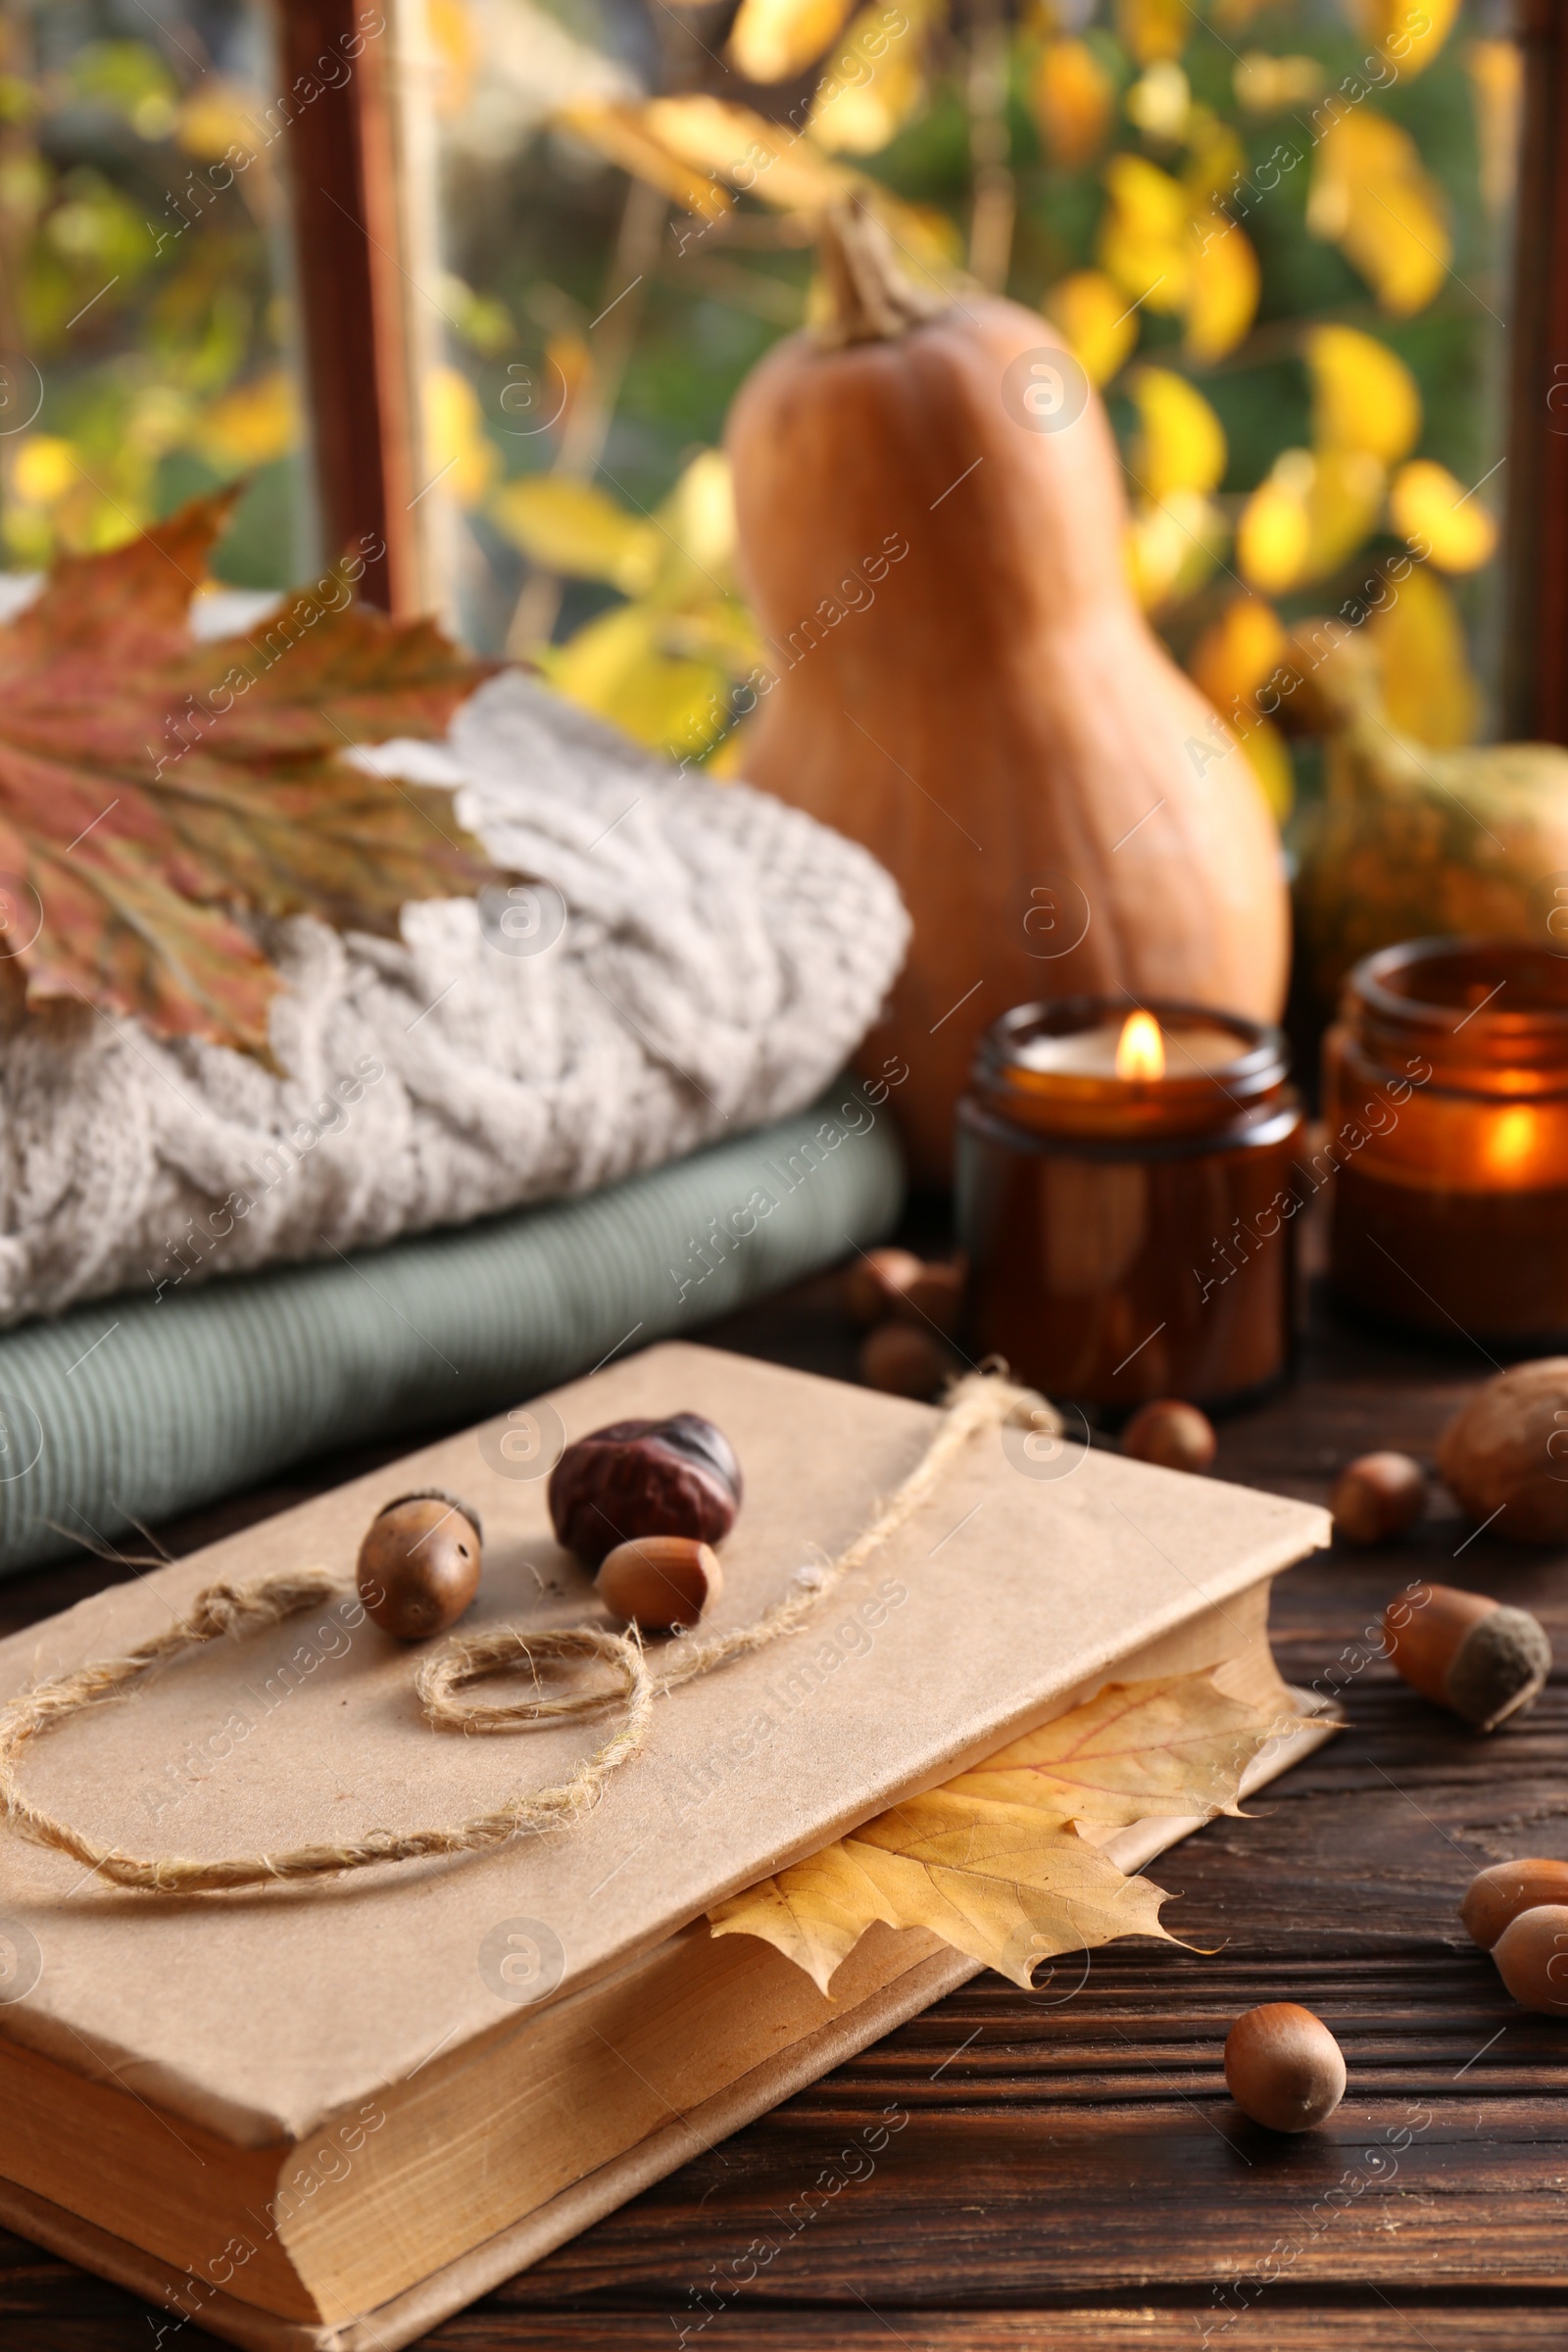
(548, 1412), (741, 1567)
(358, 1488), (483, 1641)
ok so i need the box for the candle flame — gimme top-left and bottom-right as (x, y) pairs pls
(1115, 1010), (1165, 1080)
(1485, 1104), (1538, 1178)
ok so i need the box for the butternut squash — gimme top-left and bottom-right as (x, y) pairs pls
(725, 202), (1289, 1179)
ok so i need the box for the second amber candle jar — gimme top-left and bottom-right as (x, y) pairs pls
(956, 999), (1304, 1409)
(1324, 938), (1568, 1344)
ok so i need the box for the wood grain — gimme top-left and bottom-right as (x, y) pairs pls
(2, 1284), (1565, 2346)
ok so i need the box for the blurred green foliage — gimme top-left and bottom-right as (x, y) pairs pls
(432, 0), (1516, 799)
(0, 2), (301, 586)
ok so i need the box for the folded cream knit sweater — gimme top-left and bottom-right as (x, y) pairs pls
(0, 664), (907, 1325)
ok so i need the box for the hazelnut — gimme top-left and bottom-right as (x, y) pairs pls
(1382, 1580), (1551, 1732)
(891, 1257), (967, 1337)
(1461, 1859), (1568, 1951)
(858, 1322), (955, 1398)
(1331, 1451), (1427, 1544)
(1437, 1360), (1568, 1544)
(1493, 1904), (1568, 2014)
(597, 1535), (721, 1631)
(358, 1489), (482, 1641)
(549, 1413), (741, 1568)
(1223, 2002), (1347, 2132)
(1121, 1398), (1217, 1474)
(843, 1248), (924, 1325)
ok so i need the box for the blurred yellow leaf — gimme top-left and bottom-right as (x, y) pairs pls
(1233, 52), (1325, 112)
(705, 725), (751, 777)
(175, 80), (261, 162)
(490, 475), (657, 590)
(1126, 61), (1191, 142)
(127, 383), (197, 462)
(1130, 368), (1226, 500)
(1236, 445), (1384, 591)
(555, 101), (733, 221)
(665, 595), (765, 672)
(545, 331), (593, 442)
(1305, 448), (1387, 577)
(1126, 490), (1227, 609)
(1390, 458), (1498, 572)
(1466, 38), (1522, 219)
(1346, 0), (1461, 79)
(1116, 0), (1189, 66)
(1030, 38), (1116, 169)
(426, 0), (480, 119)
(1099, 153), (1189, 311)
(11, 433), (75, 507)
(1189, 594), (1291, 715)
(1180, 105), (1246, 208)
(1185, 214), (1258, 362)
(871, 193), (966, 274)
(1043, 269), (1137, 386)
(1370, 564), (1479, 747)
(425, 366), (500, 509)
(191, 368), (298, 471)
(1237, 457), (1313, 593)
(729, 0), (856, 82)
(810, 0), (937, 153)
(538, 604), (731, 757)
(653, 449), (736, 580)
(1241, 713), (1295, 821)
(647, 96), (858, 212)
(1307, 110), (1449, 316)
(1306, 323), (1421, 463)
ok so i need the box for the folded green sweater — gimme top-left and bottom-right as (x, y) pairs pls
(0, 1090), (901, 1574)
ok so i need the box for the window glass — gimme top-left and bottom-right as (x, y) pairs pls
(0, 0), (308, 586)
(387, 0), (1517, 808)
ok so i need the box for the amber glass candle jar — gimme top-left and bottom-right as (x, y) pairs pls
(956, 1000), (1304, 1409)
(1324, 938), (1568, 1345)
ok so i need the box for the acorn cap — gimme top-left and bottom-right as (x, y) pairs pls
(1445, 1605), (1551, 1732)
(374, 1487), (483, 1544)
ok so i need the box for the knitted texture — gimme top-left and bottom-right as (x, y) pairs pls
(0, 671), (908, 1327)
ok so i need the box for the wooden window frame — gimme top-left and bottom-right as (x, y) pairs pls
(274, 0), (428, 615)
(1504, 0), (1568, 739)
(280, 0), (1568, 743)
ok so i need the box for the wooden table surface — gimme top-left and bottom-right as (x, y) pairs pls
(2, 1275), (1565, 2350)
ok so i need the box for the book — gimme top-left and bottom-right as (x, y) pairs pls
(0, 1343), (1331, 2348)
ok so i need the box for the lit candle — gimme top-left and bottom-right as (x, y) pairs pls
(1325, 939), (1568, 1344)
(957, 999), (1304, 1408)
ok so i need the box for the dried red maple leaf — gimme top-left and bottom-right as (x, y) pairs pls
(0, 489), (499, 1060)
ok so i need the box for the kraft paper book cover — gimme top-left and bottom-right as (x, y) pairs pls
(0, 1342), (1332, 2346)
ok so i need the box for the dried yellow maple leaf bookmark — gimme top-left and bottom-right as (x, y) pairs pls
(709, 1668), (1291, 1994)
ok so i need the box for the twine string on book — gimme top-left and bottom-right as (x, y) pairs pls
(0, 1370), (1052, 1894)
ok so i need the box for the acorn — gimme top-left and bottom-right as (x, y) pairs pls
(358, 1489), (483, 1641)
(1492, 1904), (1568, 2014)
(1461, 1858), (1568, 1950)
(1223, 2002), (1347, 2132)
(1121, 1398), (1217, 1474)
(597, 1535), (721, 1632)
(1331, 1451), (1427, 1544)
(1382, 1581), (1551, 1732)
